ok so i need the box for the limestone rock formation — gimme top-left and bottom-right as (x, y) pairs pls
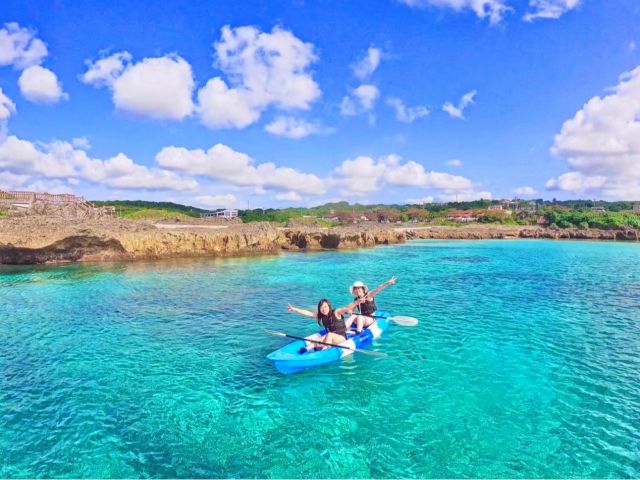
(1, 217), (639, 265)
(280, 227), (405, 250)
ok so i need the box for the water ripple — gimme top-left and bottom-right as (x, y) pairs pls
(1, 241), (640, 477)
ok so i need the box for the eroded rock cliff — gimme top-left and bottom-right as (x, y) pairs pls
(1, 217), (638, 265)
(280, 227), (405, 250)
(0, 219), (406, 264)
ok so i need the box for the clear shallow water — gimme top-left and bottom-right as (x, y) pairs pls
(1, 240), (639, 478)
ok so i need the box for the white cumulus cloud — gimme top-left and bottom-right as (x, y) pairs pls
(0, 88), (16, 138)
(82, 52), (194, 120)
(71, 137), (91, 150)
(545, 172), (607, 193)
(386, 159), (473, 190)
(341, 84), (380, 117)
(0, 22), (48, 69)
(0, 23), (67, 106)
(524, 0), (581, 21)
(447, 159), (463, 167)
(275, 191), (303, 202)
(354, 85), (379, 110)
(398, 0), (511, 25)
(0, 171), (29, 190)
(386, 97), (429, 123)
(156, 143), (326, 195)
(547, 66), (640, 198)
(196, 77), (259, 129)
(0, 135), (197, 191)
(443, 89), (477, 119)
(18, 65), (68, 104)
(195, 194), (237, 208)
(352, 47), (382, 81)
(80, 51), (132, 87)
(333, 153), (481, 198)
(197, 25), (320, 130)
(334, 156), (388, 194)
(514, 186), (537, 195)
(264, 116), (333, 139)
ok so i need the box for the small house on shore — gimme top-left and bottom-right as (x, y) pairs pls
(447, 210), (476, 222)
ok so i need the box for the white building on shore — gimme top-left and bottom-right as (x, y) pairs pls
(201, 209), (239, 219)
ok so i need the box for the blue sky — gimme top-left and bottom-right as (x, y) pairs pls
(0, 0), (639, 208)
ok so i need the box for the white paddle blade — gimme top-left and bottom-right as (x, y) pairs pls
(264, 329), (287, 337)
(358, 349), (387, 358)
(389, 316), (419, 326)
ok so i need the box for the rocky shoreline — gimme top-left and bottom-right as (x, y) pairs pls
(403, 225), (640, 241)
(0, 217), (638, 265)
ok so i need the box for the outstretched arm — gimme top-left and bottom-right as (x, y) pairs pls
(366, 276), (397, 299)
(287, 304), (317, 319)
(335, 296), (369, 317)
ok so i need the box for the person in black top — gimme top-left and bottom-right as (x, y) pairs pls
(347, 276), (397, 333)
(287, 296), (367, 352)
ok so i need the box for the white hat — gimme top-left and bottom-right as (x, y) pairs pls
(350, 280), (368, 294)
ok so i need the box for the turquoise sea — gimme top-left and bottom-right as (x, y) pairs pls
(1, 240), (639, 478)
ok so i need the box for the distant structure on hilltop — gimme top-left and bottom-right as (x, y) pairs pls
(200, 208), (239, 219)
(633, 203), (640, 213)
(0, 190), (114, 219)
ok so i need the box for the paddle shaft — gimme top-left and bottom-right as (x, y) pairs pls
(280, 332), (357, 352)
(265, 329), (387, 357)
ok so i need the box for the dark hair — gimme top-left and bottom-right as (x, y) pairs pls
(316, 298), (334, 326)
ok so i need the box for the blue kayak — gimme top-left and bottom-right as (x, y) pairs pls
(267, 311), (391, 374)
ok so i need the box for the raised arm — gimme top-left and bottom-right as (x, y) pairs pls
(366, 276), (397, 299)
(335, 296), (368, 317)
(287, 304), (317, 319)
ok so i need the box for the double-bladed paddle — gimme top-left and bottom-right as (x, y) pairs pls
(264, 329), (387, 357)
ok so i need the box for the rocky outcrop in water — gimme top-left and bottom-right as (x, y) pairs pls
(280, 227), (405, 250)
(0, 236), (129, 264)
(117, 224), (282, 259)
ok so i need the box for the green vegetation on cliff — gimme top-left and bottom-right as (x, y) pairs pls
(93, 200), (208, 219)
(90, 199), (640, 229)
(547, 210), (640, 229)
